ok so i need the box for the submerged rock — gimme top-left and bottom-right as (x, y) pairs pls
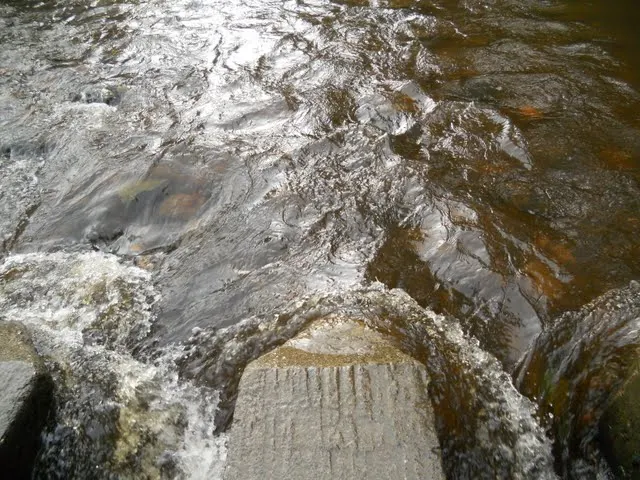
(516, 281), (640, 478)
(599, 368), (640, 479)
(224, 318), (445, 480)
(0, 321), (53, 479)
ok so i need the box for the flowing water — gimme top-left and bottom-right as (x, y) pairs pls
(0, 0), (639, 477)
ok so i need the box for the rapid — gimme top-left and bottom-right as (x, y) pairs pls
(1, 0), (639, 477)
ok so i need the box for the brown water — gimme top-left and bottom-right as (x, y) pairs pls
(0, 0), (639, 477)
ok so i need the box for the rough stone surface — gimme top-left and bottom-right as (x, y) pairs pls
(0, 321), (52, 479)
(224, 319), (445, 480)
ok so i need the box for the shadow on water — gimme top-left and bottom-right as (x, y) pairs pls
(539, 0), (640, 89)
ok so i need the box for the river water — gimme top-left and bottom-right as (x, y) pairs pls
(0, 0), (638, 478)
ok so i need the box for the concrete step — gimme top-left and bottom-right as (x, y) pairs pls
(224, 318), (445, 480)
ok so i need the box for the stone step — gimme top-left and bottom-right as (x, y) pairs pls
(224, 318), (445, 480)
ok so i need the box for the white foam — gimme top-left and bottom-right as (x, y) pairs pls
(0, 251), (226, 479)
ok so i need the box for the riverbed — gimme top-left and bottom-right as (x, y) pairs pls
(1, 0), (638, 477)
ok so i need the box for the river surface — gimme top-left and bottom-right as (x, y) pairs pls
(0, 0), (638, 478)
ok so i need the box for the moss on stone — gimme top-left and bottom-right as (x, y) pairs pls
(600, 369), (640, 478)
(251, 344), (416, 369)
(0, 322), (41, 365)
(248, 319), (418, 369)
(118, 179), (168, 203)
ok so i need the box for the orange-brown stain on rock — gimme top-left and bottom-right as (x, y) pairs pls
(534, 233), (575, 265)
(600, 148), (636, 171)
(129, 243), (145, 253)
(523, 259), (564, 300)
(476, 161), (510, 175)
(517, 105), (544, 119)
(391, 92), (419, 115)
(135, 255), (159, 271)
(159, 192), (206, 218)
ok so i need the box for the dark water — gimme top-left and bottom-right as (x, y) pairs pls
(0, 0), (639, 477)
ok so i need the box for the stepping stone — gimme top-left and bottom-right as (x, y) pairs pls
(224, 318), (445, 480)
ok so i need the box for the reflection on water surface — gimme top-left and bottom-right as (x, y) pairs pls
(0, 0), (639, 477)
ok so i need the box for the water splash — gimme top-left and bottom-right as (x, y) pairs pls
(178, 285), (558, 479)
(517, 281), (640, 479)
(0, 251), (226, 479)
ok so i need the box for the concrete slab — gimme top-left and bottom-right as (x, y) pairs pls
(224, 319), (445, 480)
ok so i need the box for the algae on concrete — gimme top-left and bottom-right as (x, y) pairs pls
(250, 318), (417, 369)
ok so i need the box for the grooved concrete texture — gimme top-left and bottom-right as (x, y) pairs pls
(0, 321), (52, 480)
(224, 319), (445, 480)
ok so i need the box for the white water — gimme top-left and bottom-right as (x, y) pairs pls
(0, 251), (227, 479)
(0, 249), (561, 478)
